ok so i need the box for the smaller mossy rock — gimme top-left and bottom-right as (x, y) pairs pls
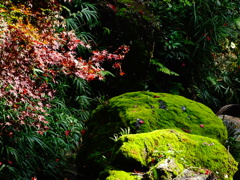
(110, 129), (238, 180)
(77, 92), (228, 179)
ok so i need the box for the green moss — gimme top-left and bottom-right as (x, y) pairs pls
(97, 91), (227, 143)
(98, 166), (141, 180)
(112, 129), (238, 180)
(103, 170), (138, 180)
(147, 158), (185, 179)
(77, 91), (228, 178)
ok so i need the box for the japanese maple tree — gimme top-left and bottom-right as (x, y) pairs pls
(0, 0), (129, 179)
(0, 0), (129, 131)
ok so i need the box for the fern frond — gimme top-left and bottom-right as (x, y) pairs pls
(150, 59), (179, 76)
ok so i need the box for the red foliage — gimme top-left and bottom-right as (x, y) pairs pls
(65, 130), (71, 136)
(205, 169), (211, 175)
(81, 129), (87, 135)
(106, 4), (117, 12)
(0, 1), (129, 134)
(181, 129), (191, 133)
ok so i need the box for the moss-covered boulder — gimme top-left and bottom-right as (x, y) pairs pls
(102, 129), (238, 180)
(77, 91), (228, 179)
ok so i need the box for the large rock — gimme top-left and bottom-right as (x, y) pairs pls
(77, 91), (228, 179)
(102, 129), (237, 180)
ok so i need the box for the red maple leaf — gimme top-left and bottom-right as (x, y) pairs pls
(106, 4), (117, 12)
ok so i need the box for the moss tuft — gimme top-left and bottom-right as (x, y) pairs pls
(103, 170), (138, 180)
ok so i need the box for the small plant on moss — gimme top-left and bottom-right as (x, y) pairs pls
(109, 127), (131, 142)
(109, 134), (120, 142)
(119, 127), (131, 135)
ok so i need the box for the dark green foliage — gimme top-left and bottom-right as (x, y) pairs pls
(0, 122), (67, 179)
(60, 0), (100, 56)
(144, 0), (240, 109)
(90, 0), (240, 111)
(150, 59), (179, 76)
(0, 75), (92, 179)
(62, 0), (99, 30)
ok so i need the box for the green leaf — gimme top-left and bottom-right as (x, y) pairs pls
(100, 70), (115, 78)
(103, 27), (111, 36)
(5, 146), (19, 160)
(32, 68), (43, 75)
(150, 59), (179, 76)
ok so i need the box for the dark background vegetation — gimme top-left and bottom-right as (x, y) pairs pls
(0, 0), (240, 179)
(86, 0), (240, 113)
